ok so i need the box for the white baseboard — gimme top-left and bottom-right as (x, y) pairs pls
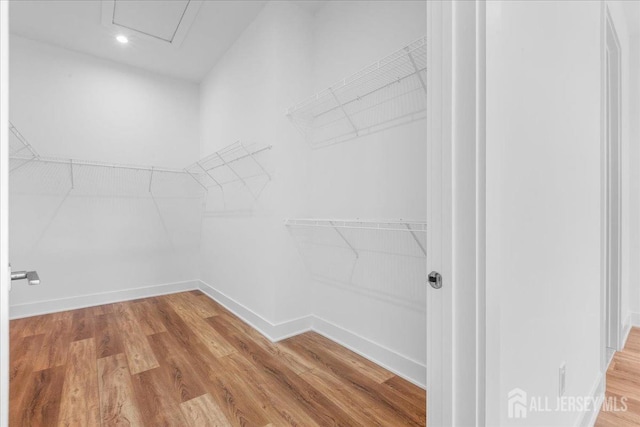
(623, 313), (633, 350)
(622, 311), (640, 350)
(579, 312), (640, 427)
(9, 278), (426, 390)
(9, 279), (200, 319)
(197, 280), (313, 342)
(629, 311), (640, 329)
(576, 372), (605, 427)
(198, 280), (426, 389)
(312, 316), (426, 389)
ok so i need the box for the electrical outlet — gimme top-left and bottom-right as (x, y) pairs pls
(559, 362), (566, 397)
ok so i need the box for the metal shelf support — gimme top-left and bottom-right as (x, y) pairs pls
(184, 168), (209, 191)
(405, 223), (426, 256)
(184, 142), (272, 200)
(286, 36), (427, 148)
(285, 218), (427, 257)
(196, 161), (223, 189)
(330, 220), (359, 259)
(148, 166), (154, 193)
(69, 159), (74, 189)
(406, 48), (427, 95)
(329, 87), (359, 136)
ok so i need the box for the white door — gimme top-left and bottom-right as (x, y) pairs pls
(0, 0), (10, 425)
(605, 8), (621, 359)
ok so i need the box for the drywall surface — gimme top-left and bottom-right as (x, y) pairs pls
(609, 0), (640, 337)
(486, 2), (602, 425)
(10, 0), (427, 386)
(198, 0), (313, 322)
(627, 32), (640, 326)
(198, 0), (427, 383)
(306, 0), (427, 380)
(10, 36), (200, 168)
(9, 36), (202, 308)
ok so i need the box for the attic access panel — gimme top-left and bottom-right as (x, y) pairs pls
(101, 0), (203, 47)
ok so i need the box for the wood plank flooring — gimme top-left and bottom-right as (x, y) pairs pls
(596, 327), (640, 426)
(9, 291), (426, 426)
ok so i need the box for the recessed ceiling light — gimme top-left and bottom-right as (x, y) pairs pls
(116, 35), (129, 44)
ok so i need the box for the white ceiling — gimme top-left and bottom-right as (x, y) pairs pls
(9, 0), (268, 82)
(111, 0), (192, 42)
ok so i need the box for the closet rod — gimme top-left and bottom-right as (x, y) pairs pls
(9, 155), (186, 174)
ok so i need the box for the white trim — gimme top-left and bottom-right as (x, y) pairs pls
(9, 279), (199, 319)
(197, 280), (313, 342)
(621, 311), (640, 348)
(0, 0), (9, 423)
(576, 372), (605, 427)
(631, 311), (640, 327)
(622, 312), (633, 347)
(604, 5), (624, 354)
(198, 280), (426, 388)
(581, 312), (640, 427)
(312, 315), (426, 389)
(426, 0), (451, 424)
(8, 277), (426, 390)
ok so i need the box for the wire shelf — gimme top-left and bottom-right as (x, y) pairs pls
(8, 125), (272, 200)
(10, 155), (205, 197)
(185, 141), (272, 199)
(9, 122), (41, 173)
(9, 122), (40, 158)
(286, 218), (427, 308)
(284, 218), (426, 232)
(286, 36), (427, 148)
(8, 124), (205, 197)
(284, 218), (427, 257)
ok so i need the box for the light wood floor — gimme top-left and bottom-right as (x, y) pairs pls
(595, 327), (640, 426)
(9, 290), (426, 426)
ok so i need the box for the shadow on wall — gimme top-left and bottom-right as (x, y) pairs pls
(286, 225), (426, 312)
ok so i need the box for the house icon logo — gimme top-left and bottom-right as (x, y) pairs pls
(508, 388), (528, 418)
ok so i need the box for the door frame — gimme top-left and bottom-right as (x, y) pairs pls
(426, 1), (451, 424)
(0, 0), (10, 424)
(601, 3), (623, 368)
(427, 1), (486, 425)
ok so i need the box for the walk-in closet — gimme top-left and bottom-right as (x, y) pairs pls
(3, 1), (427, 425)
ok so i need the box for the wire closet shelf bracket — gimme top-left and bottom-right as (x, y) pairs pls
(8, 123), (270, 198)
(286, 36), (427, 148)
(284, 218), (427, 258)
(9, 122), (273, 197)
(184, 141), (273, 199)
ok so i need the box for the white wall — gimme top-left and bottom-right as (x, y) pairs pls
(609, 0), (640, 340)
(198, 0), (313, 323)
(198, 0), (427, 385)
(308, 0), (427, 379)
(9, 36), (202, 312)
(626, 31), (640, 327)
(10, 0), (427, 386)
(10, 36), (200, 168)
(486, 2), (603, 425)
